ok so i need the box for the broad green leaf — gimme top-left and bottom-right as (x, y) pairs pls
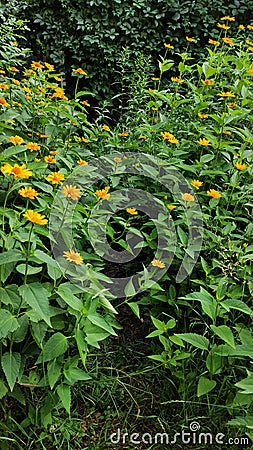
(57, 284), (83, 311)
(174, 333), (209, 350)
(16, 264), (42, 275)
(19, 283), (51, 327)
(56, 384), (71, 415)
(180, 288), (217, 321)
(75, 326), (87, 368)
(197, 376), (216, 397)
(0, 379), (8, 399)
(47, 359), (62, 389)
(87, 313), (117, 335)
(0, 249), (22, 265)
(235, 375), (253, 394)
(220, 299), (252, 316)
(124, 278), (136, 297)
(210, 325), (235, 348)
(64, 367), (92, 384)
(0, 309), (19, 339)
(1, 352), (21, 391)
(36, 332), (69, 363)
(128, 302), (140, 318)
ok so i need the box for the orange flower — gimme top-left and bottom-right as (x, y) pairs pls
(72, 67), (87, 75)
(164, 43), (174, 49)
(63, 249), (83, 265)
(222, 130), (231, 135)
(9, 135), (24, 146)
(77, 159), (88, 166)
(198, 113), (208, 118)
(247, 68), (253, 74)
(198, 138), (210, 146)
(227, 102), (238, 108)
(218, 23), (230, 30)
(139, 135), (147, 139)
(207, 189), (221, 198)
(45, 62), (54, 70)
(0, 98), (10, 107)
(50, 150), (59, 155)
(167, 204), (176, 210)
(102, 125), (110, 132)
(44, 155), (56, 164)
(220, 15), (235, 21)
(1, 163), (32, 179)
(12, 79), (20, 85)
(26, 142), (41, 152)
(80, 100), (90, 107)
(191, 179), (203, 189)
(182, 193), (195, 202)
(208, 39), (220, 46)
(31, 61), (44, 70)
(25, 95), (32, 101)
(151, 259), (165, 269)
(161, 131), (178, 142)
(62, 184), (82, 200)
(8, 67), (19, 72)
(126, 207), (138, 215)
(23, 210), (48, 225)
(246, 39), (253, 46)
(18, 187), (38, 199)
(171, 77), (184, 83)
(114, 157), (122, 163)
(0, 83), (8, 90)
(186, 36), (195, 42)
(95, 186), (110, 200)
(118, 131), (129, 137)
(46, 171), (65, 184)
(235, 162), (247, 170)
(222, 37), (234, 46)
(201, 79), (214, 85)
(217, 91), (235, 97)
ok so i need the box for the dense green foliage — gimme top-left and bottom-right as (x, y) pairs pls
(3, 0), (253, 100)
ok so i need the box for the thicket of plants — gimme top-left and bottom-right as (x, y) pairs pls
(2, 0), (253, 101)
(0, 9), (253, 450)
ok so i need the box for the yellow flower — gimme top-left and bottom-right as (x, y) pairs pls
(25, 95), (32, 101)
(151, 259), (165, 269)
(12, 79), (20, 85)
(186, 36), (195, 42)
(151, 77), (160, 81)
(164, 43), (174, 49)
(247, 68), (253, 74)
(222, 37), (234, 46)
(126, 207), (138, 215)
(208, 39), (220, 46)
(50, 87), (68, 100)
(8, 67), (19, 72)
(95, 186), (110, 200)
(222, 130), (231, 134)
(182, 193), (195, 202)
(171, 77), (184, 83)
(44, 155), (56, 164)
(46, 171), (65, 184)
(139, 135), (147, 139)
(118, 131), (129, 136)
(161, 131), (174, 140)
(39, 134), (50, 138)
(207, 189), (221, 198)
(72, 68), (87, 75)
(54, 76), (62, 82)
(198, 113), (208, 118)
(0, 70), (6, 74)
(227, 102), (238, 108)
(34, 158), (41, 162)
(239, 24), (245, 30)
(9, 135), (24, 145)
(102, 125), (110, 132)
(45, 62), (54, 70)
(1, 163), (32, 179)
(151, 107), (158, 110)
(247, 25), (253, 30)
(0, 98), (10, 107)
(10, 41), (18, 46)
(149, 88), (154, 92)
(220, 15), (235, 21)
(62, 185), (82, 200)
(77, 159), (88, 166)
(217, 91), (235, 97)
(248, 47), (253, 52)
(235, 162), (247, 170)
(26, 142), (41, 152)
(18, 187), (38, 199)
(23, 210), (47, 225)
(23, 86), (31, 93)
(198, 138), (210, 146)
(218, 23), (230, 30)
(167, 204), (176, 210)
(50, 150), (59, 155)
(243, 243), (248, 248)
(191, 179), (203, 189)
(246, 39), (253, 46)
(0, 83), (8, 90)
(63, 249), (83, 265)
(114, 157), (122, 163)
(201, 79), (214, 85)
(80, 100), (90, 107)
(31, 61), (44, 70)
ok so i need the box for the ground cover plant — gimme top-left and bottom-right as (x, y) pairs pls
(0, 12), (253, 450)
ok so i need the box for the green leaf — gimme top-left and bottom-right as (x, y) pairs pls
(197, 376), (216, 397)
(128, 302), (140, 318)
(1, 352), (21, 391)
(64, 367), (92, 384)
(210, 325), (235, 348)
(221, 299), (252, 316)
(56, 384), (71, 415)
(235, 375), (253, 394)
(0, 249), (22, 265)
(124, 278), (136, 297)
(0, 309), (19, 339)
(180, 288), (217, 321)
(36, 333), (69, 363)
(19, 283), (52, 327)
(75, 326), (87, 368)
(87, 313), (117, 335)
(57, 284), (83, 311)
(16, 264), (42, 275)
(0, 379), (8, 399)
(47, 359), (62, 389)
(174, 333), (209, 350)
